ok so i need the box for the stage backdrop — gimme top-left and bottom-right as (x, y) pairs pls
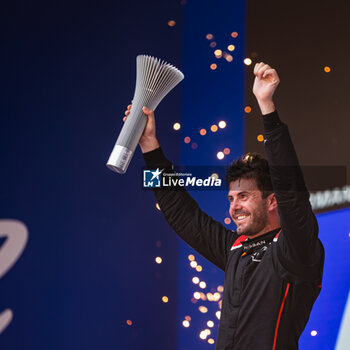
(0, 0), (183, 349)
(1, 0), (349, 349)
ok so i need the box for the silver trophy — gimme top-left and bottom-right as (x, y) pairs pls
(106, 55), (184, 174)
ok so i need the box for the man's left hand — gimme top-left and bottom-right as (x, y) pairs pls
(253, 62), (280, 115)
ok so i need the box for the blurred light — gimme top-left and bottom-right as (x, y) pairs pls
(210, 63), (217, 70)
(211, 173), (219, 180)
(199, 306), (208, 313)
(218, 121), (226, 129)
(213, 292), (221, 301)
(214, 49), (222, 58)
(207, 293), (213, 301)
(156, 240), (162, 248)
(218, 300), (222, 309)
(225, 54), (233, 62)
(211, 125), (218, 132)
(191, 297), (197, 303)
(191, 142), (198, 150)
(216, 311), (221, 319)
(231, 32), (238, 38)
(192, 277), (200, 284)
(210, 42), (217, 48)
(244, 58), (252, 66)
(206, 33), (214, 40)
(217, 152), (224, 160)
(224, 217), (231, 224)
(200, 292), (207, 301)
(168, 20), (176, 27)
(173, 122), (181, 130)
(196, 265), (203, 272)
(228, 45), (235, 51)
(185, 315), (192, 321)
(194, 292), (201, 300)
(184, 136), (191, 143)
(223, 147), (230, 155)
(205, 329), (211, 335)
(199, 281), (207, 289)
(156, 203), (161, 210)
(217, 285), (224, 292)
(244, 106), (252, 113)
(324, 66), (331, 73)
(200, 331), (208, 340)
(182, 320), (190, 327)
(190, 261), (198, 268)
(200, 128), (207, 136)
(208, 338), (215, 344)
(257, 134), (264, 142)
(155, 257), (162, 264)
(188, 254), (195, 261)
(207, 320), (214, 328)
(162, 296), (169, 303)
(311, 330), (318, 336)
(126, 320), (133, 326)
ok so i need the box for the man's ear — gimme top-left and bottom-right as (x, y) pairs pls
(267, 193), (278, 212)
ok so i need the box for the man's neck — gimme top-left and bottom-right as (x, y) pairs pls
(247, 225), (281, 240)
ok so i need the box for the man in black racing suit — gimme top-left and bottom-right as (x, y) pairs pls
(124, 63), (325, 349)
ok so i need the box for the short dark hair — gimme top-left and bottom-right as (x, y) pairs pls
(225, 153), (273, 198)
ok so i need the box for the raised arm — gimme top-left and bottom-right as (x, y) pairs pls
(252, 64), (323, 279)
(124, 104), (236, 270)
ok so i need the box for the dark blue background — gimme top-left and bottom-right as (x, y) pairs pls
(1, 0), (182, 348)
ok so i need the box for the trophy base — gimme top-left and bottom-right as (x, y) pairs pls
(106, 145), (133, 174)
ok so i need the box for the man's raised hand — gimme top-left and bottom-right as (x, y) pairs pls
(252, 62), (280, 115)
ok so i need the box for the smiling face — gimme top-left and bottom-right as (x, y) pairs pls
(228, 177), (273, 238)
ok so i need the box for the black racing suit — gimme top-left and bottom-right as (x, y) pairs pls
(143, 111), (325, 350)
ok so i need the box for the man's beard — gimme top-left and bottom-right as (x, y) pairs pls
(236, 204), (269, 236)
